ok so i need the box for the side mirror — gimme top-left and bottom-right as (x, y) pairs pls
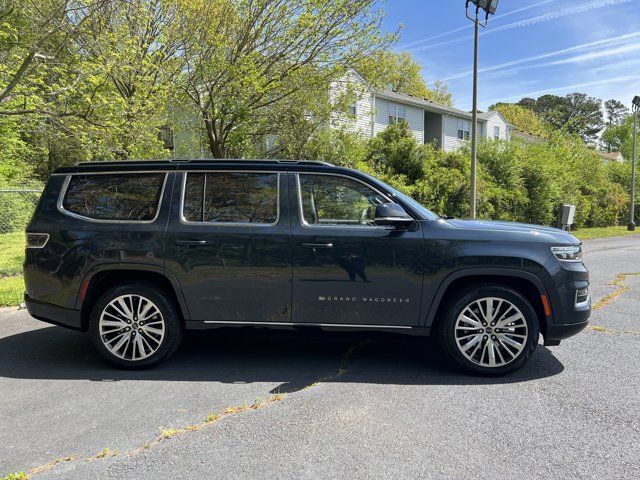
(374, 203), (414, 228)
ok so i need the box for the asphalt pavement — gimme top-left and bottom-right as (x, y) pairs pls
(1, 235), (639, 479)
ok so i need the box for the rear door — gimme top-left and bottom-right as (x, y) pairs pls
(289, 172), (424, 327)
(165, 169), (292, 324)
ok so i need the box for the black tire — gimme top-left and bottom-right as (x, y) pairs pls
(89, 282), (183, 369)
(437, 283), (539, 376)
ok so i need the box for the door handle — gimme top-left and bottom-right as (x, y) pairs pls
(302, 242), (333, 249)
(175, 240), (207, 246)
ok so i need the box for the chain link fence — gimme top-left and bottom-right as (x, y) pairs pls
(0, 188), (44, 235)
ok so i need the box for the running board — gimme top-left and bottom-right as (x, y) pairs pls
(185, 320), (429, 336)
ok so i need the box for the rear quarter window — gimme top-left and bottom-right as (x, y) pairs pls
(61, 173), (165, 221)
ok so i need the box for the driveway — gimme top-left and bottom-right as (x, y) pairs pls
(1, 235), (639, 479)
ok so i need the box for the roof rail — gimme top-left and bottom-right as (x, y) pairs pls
(75, 158), (334, 166)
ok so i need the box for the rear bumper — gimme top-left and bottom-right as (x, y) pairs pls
(24, 295), (83, 331)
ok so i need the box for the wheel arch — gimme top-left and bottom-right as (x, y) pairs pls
(424, 268), (552, 337)
(77, 264), (190, 331)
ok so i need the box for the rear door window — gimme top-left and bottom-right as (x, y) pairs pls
(62, 173), (165, 221)
(182, 172), (278, 224)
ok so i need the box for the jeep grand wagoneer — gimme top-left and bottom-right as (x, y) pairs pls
(24, 160), (590, 374)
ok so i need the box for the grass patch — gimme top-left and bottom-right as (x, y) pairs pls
(0, 276), (24, 307)
(0, 232), (25, 307)
(572, 226), (640, 240)
(0, 232), (25, 277)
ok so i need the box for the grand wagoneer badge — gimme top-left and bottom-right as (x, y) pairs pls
(319, 296), (411, 303)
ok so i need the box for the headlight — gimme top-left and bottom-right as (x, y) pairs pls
(551, 245), (582, 262)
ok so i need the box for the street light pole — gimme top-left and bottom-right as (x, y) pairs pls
(629, 96), (640, 231)
(466, 0), (498, 219)
(470, 11), (479, 219)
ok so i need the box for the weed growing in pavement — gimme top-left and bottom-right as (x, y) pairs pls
(2, 473), (28, 480)
(160, 428), (180, 439)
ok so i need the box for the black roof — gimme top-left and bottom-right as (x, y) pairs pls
(54, 158), (335, 174)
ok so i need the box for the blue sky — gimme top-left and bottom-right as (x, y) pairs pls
(382, 0), (640, 111)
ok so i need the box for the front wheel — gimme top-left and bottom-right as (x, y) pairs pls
(438, 284), (539, 376)
(89, 283), (183, 368)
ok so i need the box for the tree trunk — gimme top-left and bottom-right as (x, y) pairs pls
(203, 113), (225, 158)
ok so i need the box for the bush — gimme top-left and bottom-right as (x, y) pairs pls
(360, 123), (631, 228)
(0, 189), (41, 234)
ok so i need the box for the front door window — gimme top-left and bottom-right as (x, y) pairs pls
(298, 174), (387, 227)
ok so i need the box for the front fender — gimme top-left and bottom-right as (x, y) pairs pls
(421, 267), (552, 328)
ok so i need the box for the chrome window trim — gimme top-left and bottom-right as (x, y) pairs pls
(52, 169), (171, 176)
(57, 172), (168, 224)
(179, 171), (281, 227)
(294, 172), (396, 230)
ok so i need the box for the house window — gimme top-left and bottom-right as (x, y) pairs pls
(388, 104), (406, 125)
(494, 126), (500, 140)
(349, 103), (357, 116)
(158, 125), (174, 150)
(457, 118), (470, 140)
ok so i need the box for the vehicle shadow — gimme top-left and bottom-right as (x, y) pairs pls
(0, 326), (564, 389)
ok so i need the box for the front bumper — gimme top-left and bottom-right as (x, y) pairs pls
(543, 260), (591, 345)
(544, 319), (589, 345)
(24, 294), (83, 330)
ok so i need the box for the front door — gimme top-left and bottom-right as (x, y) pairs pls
(290, 173), (423, 327)
(165, 170), (291, 323)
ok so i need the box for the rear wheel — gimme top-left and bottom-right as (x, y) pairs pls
(89, 282), (182, 368)
(438, 284), (539, 375)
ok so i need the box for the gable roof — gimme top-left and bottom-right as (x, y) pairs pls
(344, 68), (513, 125)
(375, 89), (484, 121)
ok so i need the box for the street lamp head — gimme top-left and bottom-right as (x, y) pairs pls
(633, 95), (640, 112)
(469, 0), (499, 16)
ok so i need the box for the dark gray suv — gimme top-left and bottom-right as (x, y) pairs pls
(24, 159), (590, 374)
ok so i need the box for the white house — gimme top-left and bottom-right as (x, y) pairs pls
(331, 70), (512, 151)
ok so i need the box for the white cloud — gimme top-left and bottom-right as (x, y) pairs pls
(410, 0), (633, 53)
(398, 0), (555, 49)
(440, 32), (640, 81)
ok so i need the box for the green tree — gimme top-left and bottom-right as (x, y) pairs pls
(489, 103), (547, 137)
(177, 0), (393, 158)
(602, 99), (630, 152)
(604, 99), (628, 126)
(81, 0), (185, 159)
(601, 115), (635, 160)
(517, 93), (604, 143)
(0, 0), (110, 117)
(366, 121), (424, 183)
(357, 50), (452, 106)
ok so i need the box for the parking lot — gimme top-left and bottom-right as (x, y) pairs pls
(1, 235), (639, 479)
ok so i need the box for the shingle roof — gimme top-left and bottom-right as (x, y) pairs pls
(597, 151), (624, 162)
(376, 89), (481, 120)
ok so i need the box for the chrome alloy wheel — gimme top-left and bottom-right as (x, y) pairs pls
(99, 294), (165, 361)
(454, 297), (528, 368)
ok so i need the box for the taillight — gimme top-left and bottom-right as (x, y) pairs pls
(26, 233), (50, 249)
